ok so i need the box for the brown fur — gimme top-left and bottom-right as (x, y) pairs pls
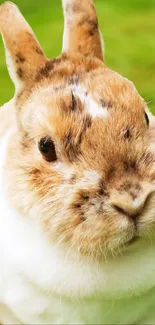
(0, 1), (155, 260)
(63, 0), (103, 60)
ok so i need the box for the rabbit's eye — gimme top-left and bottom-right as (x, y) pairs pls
(145, 112), (149, 127)
(39, 137), (57, 162)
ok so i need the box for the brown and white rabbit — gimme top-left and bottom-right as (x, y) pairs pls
(0, 0), (155, 324)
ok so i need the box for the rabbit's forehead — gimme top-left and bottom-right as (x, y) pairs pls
(28, 75), (145, 128)
(38, 83), (109, 119)
(29, 66), (145, 115)
(20, 66), (146, 150)
(18, 57), (145, 122)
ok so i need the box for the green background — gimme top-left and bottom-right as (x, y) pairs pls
(0, 0), (155, 112)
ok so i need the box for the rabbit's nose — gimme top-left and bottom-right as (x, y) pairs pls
(110, 185), (151, 219)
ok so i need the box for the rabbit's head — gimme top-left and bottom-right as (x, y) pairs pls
(1, 0), (155, 260)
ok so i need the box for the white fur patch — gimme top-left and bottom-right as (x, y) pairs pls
(86, 94), (108, 118)
(70, 84), (108, 118)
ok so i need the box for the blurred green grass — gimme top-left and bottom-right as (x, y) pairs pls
(0, 0), (155, 113)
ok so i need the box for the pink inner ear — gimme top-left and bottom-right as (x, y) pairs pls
(0, 2), (46, 90)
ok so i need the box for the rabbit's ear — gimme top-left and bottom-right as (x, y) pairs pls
(0, 2), (46, 93)
(62, 0), (104, 61)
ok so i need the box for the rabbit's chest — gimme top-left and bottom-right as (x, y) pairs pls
(1, 277), (155, 325)
(0, 277), (83, 324)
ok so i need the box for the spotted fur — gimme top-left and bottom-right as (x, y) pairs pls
(0, 1), (155, 324)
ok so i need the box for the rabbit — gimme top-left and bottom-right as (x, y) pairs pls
(0, 0), (155, 324)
